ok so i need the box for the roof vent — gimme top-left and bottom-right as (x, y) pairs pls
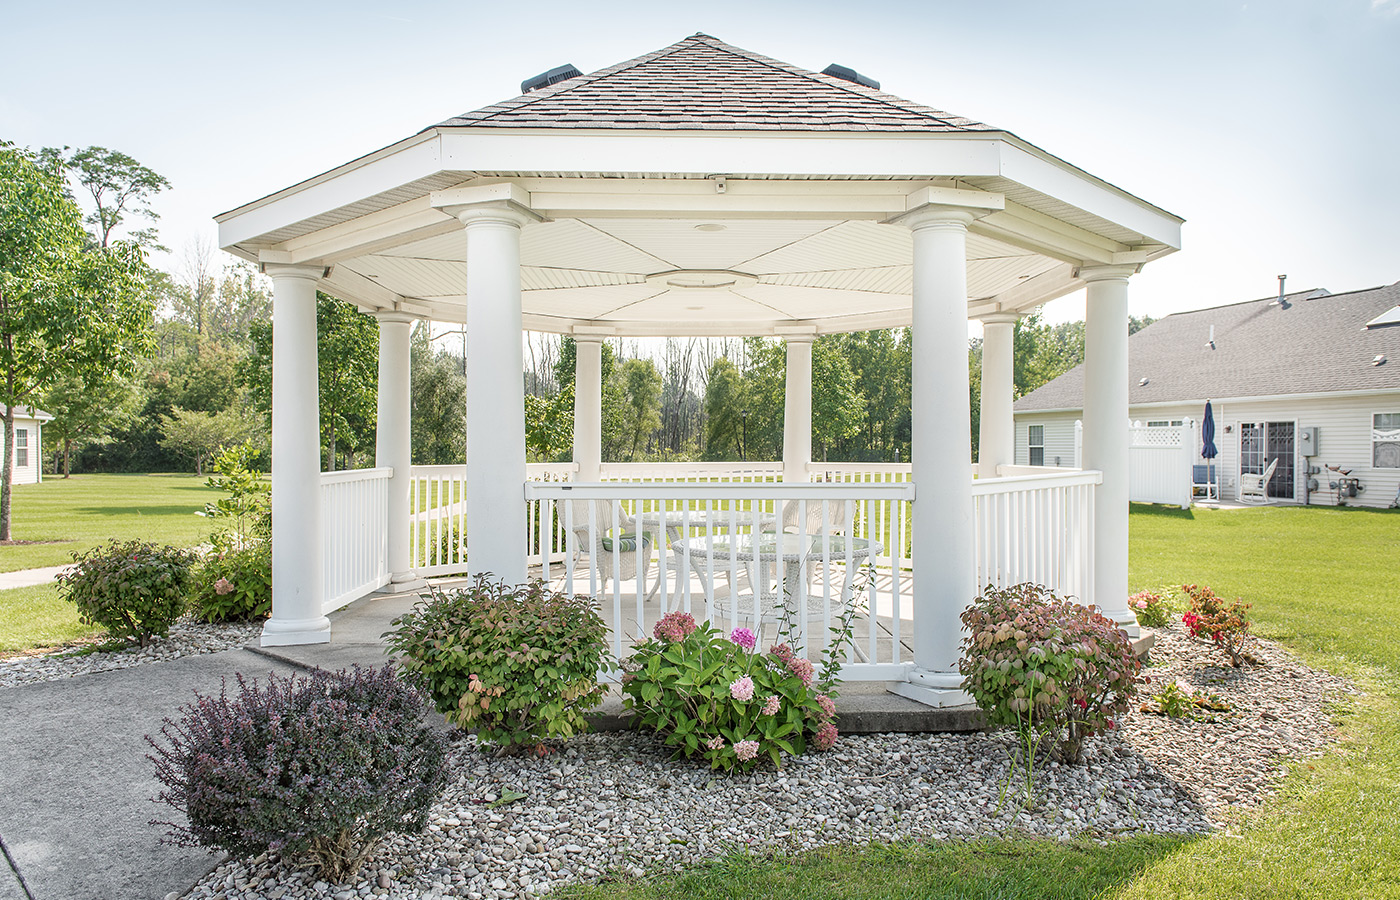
(821, 64), (880, 90)
(1269, 274), (1290, 308)
(521, 64), (582, 94)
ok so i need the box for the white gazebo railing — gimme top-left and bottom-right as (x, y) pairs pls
(598, 461), (785, 483)
(320, 467), (392, 613)
(970, 469), (1100, 607)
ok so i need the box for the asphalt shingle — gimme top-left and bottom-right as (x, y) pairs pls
(1014, 282), (1400, 411)
(431, 34), (997, 133)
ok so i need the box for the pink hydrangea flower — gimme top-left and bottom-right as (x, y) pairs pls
(733, 740), (759, 761)
(812, 722), (838, 751)
(787, 657), (815, 687)
(761, 695), (781, 716)
(729, 627), (757, 651)
(729, 675), (755, 702)
(770, 643), (795, 665)
(214, 577), (234, 596)
(816, 694), (836, 719)
(653, 611), (698, 642)
(706, 736), (725, 751)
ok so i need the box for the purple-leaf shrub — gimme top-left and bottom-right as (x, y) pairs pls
(958, 583), (1140, 763)
(146, 664), (448, 883)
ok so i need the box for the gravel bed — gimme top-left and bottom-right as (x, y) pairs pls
(0, 618), (265, 689)
(181, 625), (1350, 900)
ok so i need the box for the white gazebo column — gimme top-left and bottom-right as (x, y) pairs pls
(573, 333), (603, 482)
(781, 334), (814, 482)
(437, 190), (541, 585)
(977, 314), (1018, 478)
(374, 311), (424, 593)
(261, 262), (330, 646)
(1080, 264), (1140, 636)
(891, 204), (981, 706)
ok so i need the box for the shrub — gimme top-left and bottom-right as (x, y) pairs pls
(1181, 583), (1252, 666)
(959, 583), (1140, 763)
(56, 539), (196, 647)
(147, 664), (448, 883)
(621, 611), (846, 772)
(202, 442), (271, 543)
(189, 536), (272, 622)
(1138, 677), (1231, 721)
(386, 576), (611, 753)
(1129, 590), (1171, 628)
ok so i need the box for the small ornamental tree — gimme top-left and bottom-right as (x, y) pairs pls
(386, 576), (611, 753)
(147, 665), (448, 883)
(1181, 583), (1252, 667)
(56, 540), (195, 647)
(959, 583), (1139, 763)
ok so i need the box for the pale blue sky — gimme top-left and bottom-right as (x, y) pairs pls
(4, 0), (1397, 325)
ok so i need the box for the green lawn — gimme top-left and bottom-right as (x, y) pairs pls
(561, 503), (1400, 900)
(2, 474), (218, 572)
(0, 583), (100, 653)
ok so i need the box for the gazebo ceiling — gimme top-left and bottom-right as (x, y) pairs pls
(217, 34), (1182, 337)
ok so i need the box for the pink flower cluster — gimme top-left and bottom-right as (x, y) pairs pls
(214, 577), (234, 596)
(816, 694), (836, 719)
(811, 722), (838, 751)
(769, 643), (815, 687)
(653, 611), (697, 642)
(729, 627), (757, 650)
(706, 736), (725, 751)
(761, 695), (781, 716)
(729, 675), (755, 702)
(733, 740), (760, 761)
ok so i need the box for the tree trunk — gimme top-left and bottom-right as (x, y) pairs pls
(63, 438), (71, 478)
(1, 405), (14, 541)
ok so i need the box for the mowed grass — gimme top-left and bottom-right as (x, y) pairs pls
(2, 474), (219, 572)
(560, 504), (1400, 900)
(0, 583), (100, 653)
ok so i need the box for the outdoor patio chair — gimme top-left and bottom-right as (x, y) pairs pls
(1238, 457), (1279, 503)
(569, 500), (658, 599)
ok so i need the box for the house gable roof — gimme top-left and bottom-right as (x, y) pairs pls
(1014, 281), (1400, 412)
(433, 33), (997, 133)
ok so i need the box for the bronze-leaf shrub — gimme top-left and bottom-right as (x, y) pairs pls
(958, 583), (1140, 763)
(147, 665), (448, 883)
(1181, 583), (1252, 666)
(386, 576), (611, 753)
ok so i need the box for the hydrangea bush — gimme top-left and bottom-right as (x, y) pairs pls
(386, 576), (611, 754)
(958, 583), (1140, 763)
(1128, 590), (1171, 628)
(1181, 583), (1253, 667)
(57, 539), (196, 647)
(189, 538), (271, 623)
(147, 665), (448, 883)
(621, 610), (847, 771)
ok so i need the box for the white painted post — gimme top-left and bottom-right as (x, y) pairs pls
(261, 262), (330, 646)
(782, 335), (814, 483)
(978, 314), (1018, 478)
(574, 333), (603, 482)
(445, 196), (540, 586)
(890, 204), (979, 707)
(1080, 265), (1139, 635)
(374, 311), (424, 592)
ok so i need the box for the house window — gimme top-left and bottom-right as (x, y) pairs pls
(1146, 419), (1183, 427)
(14, 428), (27, 468)
(1375, 413), (1400, 468)
(1028, 425), (1044, 466)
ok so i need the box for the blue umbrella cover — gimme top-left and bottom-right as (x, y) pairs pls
(1201, 401), (1218, 459)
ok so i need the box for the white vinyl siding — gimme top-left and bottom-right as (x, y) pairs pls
(1, 416), (44, 485)
(1013, 412), (1081, 468)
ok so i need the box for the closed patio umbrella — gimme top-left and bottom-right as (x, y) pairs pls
(1201, 400), (1218, 500)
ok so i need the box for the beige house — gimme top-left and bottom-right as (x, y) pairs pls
(1, 406), (53, 485)
(1014, 282), (1400, 508)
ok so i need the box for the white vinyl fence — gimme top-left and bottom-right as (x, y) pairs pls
(1129, 421), (1194, 507)
(320, 467), (391, 613)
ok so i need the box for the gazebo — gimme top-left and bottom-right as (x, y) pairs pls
(217, 34), (1180, 707)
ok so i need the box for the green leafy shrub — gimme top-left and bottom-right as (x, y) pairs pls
(190, 537), (271, 622)
(57, 539), (196, 647)
(1129, 590), (1171, 627)
(202, 442), (271, 542)
(386, 576), (610, 753)
(1138, 677), (1232, 721)
(622, 611), (846, 772)
(1181, 583), (1253, 667)
(959, 583), (1140, 763)
(147, 664), (447, 883)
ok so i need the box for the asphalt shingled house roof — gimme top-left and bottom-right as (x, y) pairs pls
(432, 33), (999, 132)
(1014, 281), (1400, 412)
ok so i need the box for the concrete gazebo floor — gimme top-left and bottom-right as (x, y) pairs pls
(248, 581), (987, 733)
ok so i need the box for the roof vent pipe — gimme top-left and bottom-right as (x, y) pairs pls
(521, 64), (582, 94)
(821, 64), (880, 90)
(1276, 274), (1290, 309)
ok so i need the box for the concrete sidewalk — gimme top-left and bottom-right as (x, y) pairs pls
(0, 566), (68, 591)
(0, 650), (302, 900)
